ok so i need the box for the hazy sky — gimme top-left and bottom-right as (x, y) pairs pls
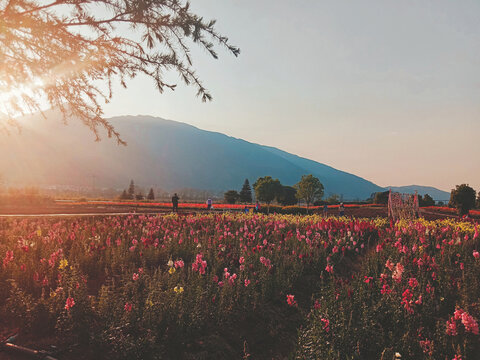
(102, 0), (480, 192)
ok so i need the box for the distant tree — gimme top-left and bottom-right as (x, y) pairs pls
(254, 176), (282, 212)
(119, 190), (129, 200)
(374, 191), (389, 205)
(135, 192), (144, 201)
(421, 194), (435, 207)
(438, 201), (445, 206)
(224, 190), (239, 204)
(477, 193), (480, 209)
(0, 0), (239, 142)
(295, 175), (324, 209)
(128, 180), (135, 200)
(239, 179), (253, 203)
(278, 186), (298, 206)
(449, 184), (476, 216)
(147, 188), (155, 200)
(326, 194), (340, 204)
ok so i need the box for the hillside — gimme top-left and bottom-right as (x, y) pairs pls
(0, 113), (446, 200)
(386, 185), (450, 201)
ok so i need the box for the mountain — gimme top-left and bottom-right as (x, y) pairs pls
(386, 186), (450, 201)
(0, 113), (444, 200)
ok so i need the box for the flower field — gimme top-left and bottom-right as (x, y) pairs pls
(0, 214), (479, 359)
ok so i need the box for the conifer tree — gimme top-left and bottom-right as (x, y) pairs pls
(119, 190), (129, 200)
(0, 0), (239, 143)
(128, 180), (135, 200)
(147, 188), (155, 200)
(239, 179), (253, 203)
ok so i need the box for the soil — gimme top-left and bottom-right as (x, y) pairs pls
(1, 201), (475, 221)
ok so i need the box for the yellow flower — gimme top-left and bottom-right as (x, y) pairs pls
(169, 267), (176, 274)
(145, 299), (153, 308)
(36, 229), (42, 237)
(59, 259), (68, 270)
(174, 286), (184, 293)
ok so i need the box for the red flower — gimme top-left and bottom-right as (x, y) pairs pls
(286, 294), (297, 307)
(65, 297), (75, 310)
(124, 302), (133, 312)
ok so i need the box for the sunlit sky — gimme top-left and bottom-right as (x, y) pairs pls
(102, 0), (480, 192)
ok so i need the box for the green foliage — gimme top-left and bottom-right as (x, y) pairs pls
(294, 175), (324, 207)
(449, 184), (476, 215)
(326, 194), (340, 204)
(421, 193), (435, 207)
(239, 179), (253, 203)
(278, 186), (298, 206)
(253, 176), (282, 209)
(374, 191), (389, 205)
(224, 190), (239, 204)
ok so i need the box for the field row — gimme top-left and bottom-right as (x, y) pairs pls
(1, 214), (479, 359)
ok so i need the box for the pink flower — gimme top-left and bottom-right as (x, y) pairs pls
(461, 312), (479, 335)
(174, 260), (184, 268)
(446, 318), (457, 336)
(2, 250), (13, 268)
(65, 297), (75, 310)
(286, 294), (297, 307)
(408, 278), (418, 288)
(228, 273), (237, 285)
(244, 279), (251, 287)
(473, 250), (479, 259)
(321, 318), (330, 332)
(325, 264), (334, 274)
(124, 302), (132, 312)
(192, 254), (207, 275)
(239, 256), (245, 264)
(385, 259), (394, 271)
(132, 273), (139, 281)
(381, 284), (392, 295)
(392, 263), (404, 282)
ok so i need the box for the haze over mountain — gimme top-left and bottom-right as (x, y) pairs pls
(386, 186), (450, 201)
(0, 114), (448, 200)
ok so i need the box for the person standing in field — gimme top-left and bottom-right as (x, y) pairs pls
(255, 201), (260, 213)
(323, 204), (328, 217)
(339, 203), (345, 216)
(207, 198), (212, 210)
(172, 193), (179, 212)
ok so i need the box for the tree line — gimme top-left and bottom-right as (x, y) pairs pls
(223, 175), (325, 210)
(119, 180), (155, 201)
(372, 184), (480, 216)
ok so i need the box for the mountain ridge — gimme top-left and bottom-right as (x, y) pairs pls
(0, 113), (449, 200)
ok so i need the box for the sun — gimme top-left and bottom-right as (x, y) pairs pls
(0, 79), (47, 118)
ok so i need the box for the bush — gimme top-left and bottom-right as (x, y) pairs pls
(449, 184), (476, 215)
